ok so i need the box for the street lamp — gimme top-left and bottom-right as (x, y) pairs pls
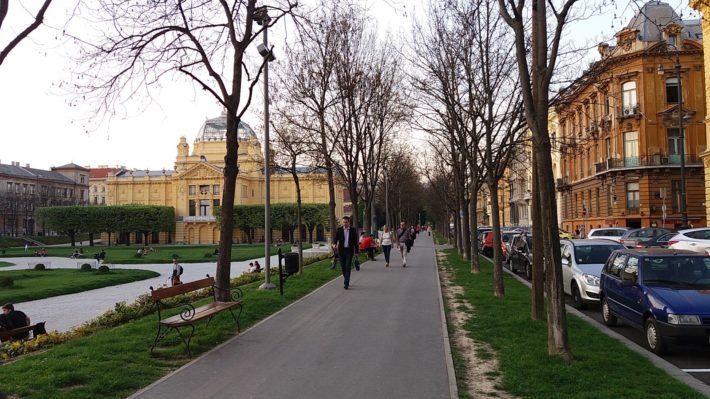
(657, 44), (689, 229)
(255, 6), (276, 290)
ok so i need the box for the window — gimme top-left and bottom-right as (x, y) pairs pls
(92, 186), (97, 193)
(199, 185), (209, 194)
(241, 185), (248, 198)
(624, 132), (639, 166)
(596, 188), (600, 216)
(604, 93), (611, 115)
(667, 128), (683, 164)
(101, 196), (105, 205)
(189, 200), (196, 216)
(63, 188), (68, 197)
(213, 185), (220, 195)
(94, 197), (98, 205)
(30, 185), (35, 195)
(189, 185), (196, 195)
(668, 34), (677, 47)
(15, 183), (20, 193)
(621, 81), (638, 114)
(6, 182), (12, 193)
(101, 186), (105, 193)
(80, 175), (86, 184)
(665, 77), (679, 103)
(608, 254), (627, 278)
(623, 257), (639, 282)
(69, 189), (73, 198)
(199, 200), (210, 216)
(22, 184), (27, 194)
(627, 182), (640, 209)
(213, 199), (220, 208)
(605, 137), (611, 160)
(80, 190), (85, 200)
(671, 180), (681, 212)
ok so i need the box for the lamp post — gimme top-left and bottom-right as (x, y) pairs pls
(657, 46), (689, 229)
(256, 6), (276, 290)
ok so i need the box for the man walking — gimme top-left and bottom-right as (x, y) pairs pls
(332, 216), (358, 289)
(396, 221), (412, 267)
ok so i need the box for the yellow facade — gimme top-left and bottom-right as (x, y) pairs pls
(691, 1), (710, 225)
(104, 116), (343, 244)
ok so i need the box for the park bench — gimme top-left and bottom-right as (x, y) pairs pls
(149, 275), (243, 356)
(0, 322), (46, 343)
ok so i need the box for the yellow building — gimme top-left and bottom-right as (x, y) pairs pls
(105, 114), (344, 244)
(691, 0), (710, 225)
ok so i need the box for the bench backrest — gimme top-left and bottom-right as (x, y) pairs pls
(151, 276), (215, 300)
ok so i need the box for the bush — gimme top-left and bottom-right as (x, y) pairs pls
(0, 276), (13, 288)
(80, 263), (93, 271)
(204, 252), (214, 258)
(34, 263), (45, 270)
(97, 265), (110, 273)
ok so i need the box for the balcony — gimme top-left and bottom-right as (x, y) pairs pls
(617, 104), (641, 119)
(182, 216), (216, 222)
(594, 155), (701, 175)
(555, 178), (570, 191)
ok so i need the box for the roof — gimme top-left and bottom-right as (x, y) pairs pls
(197, 113), (257, 142)
(52, 163), (90, 171)
(0, 163), (77, 184)
(625, 2), (701, 42)
(272, 166), (328, 175)
(89, 167), (124, 179)
(115, 169), (174, 178)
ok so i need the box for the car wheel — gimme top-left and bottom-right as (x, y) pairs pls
(571, 283), (586, 310)
(601, 297), (617, 326)
(525, 262), (532, 280)
(645, 317), (667, 355)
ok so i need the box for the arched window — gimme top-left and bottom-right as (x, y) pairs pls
(621, 81), (637, 114)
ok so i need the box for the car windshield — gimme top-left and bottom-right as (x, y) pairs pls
(574, 245), (621, 264)
(641, 256), (710, 288)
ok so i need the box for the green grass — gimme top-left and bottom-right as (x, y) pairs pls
(433, 231), (448, 245)
(0, 261), (14, 267)
(0, 243), (310, 264)
(441, 249), (705, 399)
(0, 255), (349, 399)
(0, 269), (160, 304)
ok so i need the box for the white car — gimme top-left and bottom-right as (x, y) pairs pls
(586, 227), (629, 243)
(668, 228), (710, 254)
(560, 239), (624, 309)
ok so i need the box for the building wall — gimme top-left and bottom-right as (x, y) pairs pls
(691, 1), (710, 226)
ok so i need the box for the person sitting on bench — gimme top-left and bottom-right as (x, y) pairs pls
(0, 303), (30, 340)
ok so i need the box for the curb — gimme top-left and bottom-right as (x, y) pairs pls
(433, 247), (460, 399)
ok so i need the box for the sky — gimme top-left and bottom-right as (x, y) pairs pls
(0, 0), (696, 172)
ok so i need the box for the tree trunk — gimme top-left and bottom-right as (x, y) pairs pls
(470, 195), (481, 274)
(489, 181), (504, 298)
(531, 150), (545, 319)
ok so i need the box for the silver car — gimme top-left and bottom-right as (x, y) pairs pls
(560, 239), (624, 309)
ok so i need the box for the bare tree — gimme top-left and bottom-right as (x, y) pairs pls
(74, 0), (296, 300)
(498, 0), (578, 360)
(0, 0), (54, 67)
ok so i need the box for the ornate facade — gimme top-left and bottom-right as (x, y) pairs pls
(555, 2), (706, 234)
(104, 115), (343, 244)
(690, 0), (710, 225)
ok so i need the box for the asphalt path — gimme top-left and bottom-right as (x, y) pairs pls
(129, 233), (455, 399)
(505, 262), (710, 389)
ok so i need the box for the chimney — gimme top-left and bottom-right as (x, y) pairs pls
(25, 163), (30, 168)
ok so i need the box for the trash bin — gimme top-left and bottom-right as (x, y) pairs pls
(284, 252), (299, 275)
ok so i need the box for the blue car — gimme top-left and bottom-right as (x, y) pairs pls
(599, 248), (710, 355)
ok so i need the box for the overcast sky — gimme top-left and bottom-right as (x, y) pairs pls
(0, 0), (694, 171)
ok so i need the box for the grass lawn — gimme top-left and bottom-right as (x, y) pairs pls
(0, 269), (160, 304)
(433, 231), (448, 245)
(441, 249), (705, 399)
(0, 243), (310, 264)
(0, 255), (349, 399)
(0, 261), (14, 267)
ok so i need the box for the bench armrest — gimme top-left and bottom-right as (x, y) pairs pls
(213, 284), (243, 301)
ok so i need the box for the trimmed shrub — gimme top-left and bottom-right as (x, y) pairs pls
(0, 276), (13, 288)
(204, 252), (214, 258)
(80, 263), (93, 271)
(34, 263), (46, 270)
(97, 265), (110, 273)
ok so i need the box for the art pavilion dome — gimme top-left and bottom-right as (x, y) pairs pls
(196, 112), (257, 142)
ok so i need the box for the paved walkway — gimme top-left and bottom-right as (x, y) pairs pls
(129, 233), (455, 399)
(2, 247), (330, 333)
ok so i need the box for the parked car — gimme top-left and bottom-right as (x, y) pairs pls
(668, 228), (710, 254)
(638, 232), (677, 249)
(508, 233), (533, 278)
(587, 227), (629, 243)
(482, 230), (509, 259)
(600, 248), (710, 354)
(560, 239), (624, 309)
(619, 228), (671, 248)
(559, 229), (575, 239)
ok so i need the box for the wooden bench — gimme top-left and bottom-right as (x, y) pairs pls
(0, 322), (46, 343)
(149, 275), (242, 356)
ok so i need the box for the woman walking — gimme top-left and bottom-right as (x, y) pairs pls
(378, 225), (393, 267)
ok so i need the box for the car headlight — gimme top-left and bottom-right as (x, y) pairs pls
(667, 314), (701, 325)
(582, 273), (600, 286)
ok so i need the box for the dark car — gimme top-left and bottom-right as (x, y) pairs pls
(639, 232), (677, 249)
(599, 248), (710, 354)
(619, 228), (671, 248)
(508, 233), (533, 278)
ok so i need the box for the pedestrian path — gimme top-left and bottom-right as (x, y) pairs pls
(2, 248), (327, 333)
(129, 233), (455, 399)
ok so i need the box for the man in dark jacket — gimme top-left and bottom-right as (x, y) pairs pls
(0, 303), (30, 340)
(332, 216), (358, 289)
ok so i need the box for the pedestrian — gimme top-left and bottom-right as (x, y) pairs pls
(0, 303), (30, 340)
(254, 261), (262, 272)
(359, 233), (375, 261)
(24, 244), (28, 252)
(332, 216), (358, 290)
(396, 221), (412, 267)
(171, 258), (183, 286)
(378, 224), (393, 267)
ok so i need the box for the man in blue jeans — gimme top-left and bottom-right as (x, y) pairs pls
(332, 216), (358, 289)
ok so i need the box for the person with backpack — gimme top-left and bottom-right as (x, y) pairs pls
(171, 257), (184, 286)
(396, 221), (412, 267)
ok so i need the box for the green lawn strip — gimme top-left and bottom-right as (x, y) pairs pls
(0, 243), (311, 264)
(0, 269), (160, 304)
(0, 255), (349, 399)
(442, 249), (704, 399)
(0, 261), (14, 267)
(433, 231), (448, 245)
